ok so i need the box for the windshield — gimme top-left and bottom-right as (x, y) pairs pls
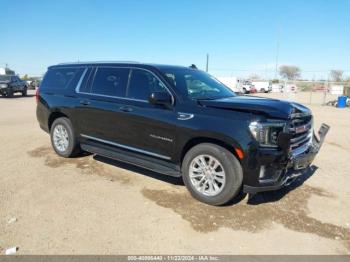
(0, 75), (11, 81)
(159, 68), (236, 100)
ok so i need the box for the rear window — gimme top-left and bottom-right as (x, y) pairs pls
(41, 67), (84, 91)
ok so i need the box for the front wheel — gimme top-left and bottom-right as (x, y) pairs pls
(182, 143), (243, 206)
(50, 117), (81, 157)
(7, 89), (14, 98)
(22, 87), (27, 96)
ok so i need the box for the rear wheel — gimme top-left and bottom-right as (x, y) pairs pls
(50, 117), (81, 157)
(261, 88), (266, 93)
(182, 143), (243, 206)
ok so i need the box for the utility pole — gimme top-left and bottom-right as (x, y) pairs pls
(275, 27), (280, 79)
(206, 54), (209, 72)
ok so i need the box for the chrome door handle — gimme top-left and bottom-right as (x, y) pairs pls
(119, 106), (133, 112)
(80, 100), (90, 106)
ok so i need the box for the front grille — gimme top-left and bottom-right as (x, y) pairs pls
(288, 114), (313, 155)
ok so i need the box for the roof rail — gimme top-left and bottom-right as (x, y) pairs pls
(57, 61), (140, 65)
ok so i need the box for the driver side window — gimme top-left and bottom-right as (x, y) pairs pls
(127, 69), (167, 101)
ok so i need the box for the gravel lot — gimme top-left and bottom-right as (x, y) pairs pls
(1, 90), (350, 254)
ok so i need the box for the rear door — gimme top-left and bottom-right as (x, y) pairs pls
(75, 66), (132, 146)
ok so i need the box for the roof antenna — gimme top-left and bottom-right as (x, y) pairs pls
(190, 64), (198, 69)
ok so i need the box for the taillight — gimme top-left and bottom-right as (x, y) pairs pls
(35, 87), (39, 104)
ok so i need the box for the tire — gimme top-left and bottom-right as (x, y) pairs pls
(50, 117), (81, 157)
(261, 88), (266, 93)
(242, 88), (247, 94)
(7, 89), (14, 98)
(22, 87), (27, 96)
(182, 143), (243, 206)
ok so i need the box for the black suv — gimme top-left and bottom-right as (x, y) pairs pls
(0, 75), (28, 97)
(36, 62), (329, 205)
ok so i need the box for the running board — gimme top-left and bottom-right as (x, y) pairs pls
(80, 141), (181, 177)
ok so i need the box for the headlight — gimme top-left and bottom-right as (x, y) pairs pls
(0, 84), (8, 89)
(249, 121), (286, 147)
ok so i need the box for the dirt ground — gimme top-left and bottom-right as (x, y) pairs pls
(1, 90), (350, 254)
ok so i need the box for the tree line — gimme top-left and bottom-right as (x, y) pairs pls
(278, 65), (347, 82)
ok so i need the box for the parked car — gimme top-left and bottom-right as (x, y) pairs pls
(36, 62), (329, 205)
(0, 75), (28, 97)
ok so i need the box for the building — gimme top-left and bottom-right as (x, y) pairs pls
(0, 67), (15, 75)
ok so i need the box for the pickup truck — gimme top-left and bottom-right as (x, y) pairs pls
(0, 75), (28, 97)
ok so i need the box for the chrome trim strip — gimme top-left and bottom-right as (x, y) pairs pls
(75, 68), (88, 93)
(290, 112), (311, 119)
(177, 112), (194, 120)
(77, 91), (148, 103)
(80, 134), (171, 160)
(290, 140), (312, 158)
(290, 131), (312, 144)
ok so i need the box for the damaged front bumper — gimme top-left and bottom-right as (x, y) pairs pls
(243, 123), (330, 194)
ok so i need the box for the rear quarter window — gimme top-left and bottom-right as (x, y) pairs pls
(40, 67), (84, 91)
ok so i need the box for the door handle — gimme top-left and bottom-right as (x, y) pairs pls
(80, 100), (90, 106)
(119, 106), (133, 112)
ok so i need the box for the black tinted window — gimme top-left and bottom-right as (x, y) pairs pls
(41, 67), (83, 90)
(127, 69), (167, 100)
(91, 67), (129, 97)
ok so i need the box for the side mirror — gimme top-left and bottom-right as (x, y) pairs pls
(149, 92), (173, 107)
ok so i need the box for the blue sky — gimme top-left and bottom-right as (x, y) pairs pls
(0, 0), (349, 79)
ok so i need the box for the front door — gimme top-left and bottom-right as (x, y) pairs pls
(119, 68), (177, 159)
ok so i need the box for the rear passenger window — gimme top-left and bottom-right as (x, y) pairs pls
(127, 69), (167, 100)
(41, 67), (83, 91)
(91, 67), (129, 97)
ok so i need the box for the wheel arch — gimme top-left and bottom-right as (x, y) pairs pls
(48, 111), (69, 131)
(179, 137), (243, 167)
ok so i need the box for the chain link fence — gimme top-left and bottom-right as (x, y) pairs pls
(265, 80), (350, 106)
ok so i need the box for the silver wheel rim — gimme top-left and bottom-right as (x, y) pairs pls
(53, 124), (69, 152)
(189, 155), (226, 197)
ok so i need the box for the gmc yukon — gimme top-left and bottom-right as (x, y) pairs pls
(36, 62), (329, 205)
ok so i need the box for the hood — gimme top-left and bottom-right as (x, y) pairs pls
(198, 95), (311, 119)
